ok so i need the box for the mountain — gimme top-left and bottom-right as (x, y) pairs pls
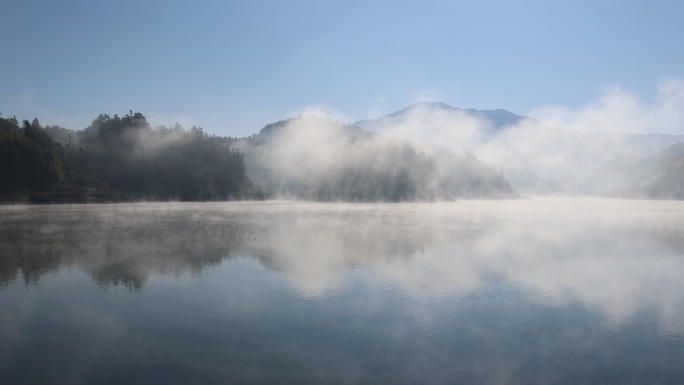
(356, 101), (534, 136)
(233, 116), (518, 201)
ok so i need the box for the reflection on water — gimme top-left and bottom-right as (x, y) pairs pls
(0, 203), (247, 289)
(1, 199), (684, 383)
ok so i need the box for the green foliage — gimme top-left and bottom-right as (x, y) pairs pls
(1, 111), (261, 202)
(78, 112), (255, 200)
(0, 117), (64, 192)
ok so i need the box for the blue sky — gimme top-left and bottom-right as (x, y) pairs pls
(2, 0), (683, 136)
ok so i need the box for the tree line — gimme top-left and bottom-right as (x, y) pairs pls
(1, 110), (518, 203)
(0, 111), (263, 202)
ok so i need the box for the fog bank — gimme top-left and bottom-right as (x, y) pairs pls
(357, 80), (684, 197)
(234, 116), (516, 201)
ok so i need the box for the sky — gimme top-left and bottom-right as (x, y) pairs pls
(2, 0), (684, 137)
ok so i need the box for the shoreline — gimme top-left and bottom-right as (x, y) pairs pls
(0, 187), (127, 204)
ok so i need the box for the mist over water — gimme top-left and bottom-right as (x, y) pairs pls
(2, 199), (684, 383)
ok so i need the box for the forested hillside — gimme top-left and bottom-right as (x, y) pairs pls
(235, 116), (517, 201)
(2, 110), (519, 203)
(1, 116), (66, 195)
(0, 112), (261, 202)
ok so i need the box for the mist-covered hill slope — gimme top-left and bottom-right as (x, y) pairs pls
(234, 116), (517, 201)
(614, 142), (684, 199)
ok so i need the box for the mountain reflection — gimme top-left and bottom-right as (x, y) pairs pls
(2, 199), (684, 334)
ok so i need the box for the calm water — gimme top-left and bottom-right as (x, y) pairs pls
(1, 198), (684, 384)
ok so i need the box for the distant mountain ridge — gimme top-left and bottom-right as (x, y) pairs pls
(356, 101), (535, 132)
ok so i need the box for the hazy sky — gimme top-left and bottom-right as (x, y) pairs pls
(2, 0), (683, 137)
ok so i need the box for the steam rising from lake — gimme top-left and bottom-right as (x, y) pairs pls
(2, 199), (684, 336)
(3, 199), (684, 383)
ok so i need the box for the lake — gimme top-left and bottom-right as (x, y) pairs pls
(1, 198), (684, 384)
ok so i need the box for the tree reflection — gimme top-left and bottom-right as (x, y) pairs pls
(1, 199), (684, 335)
(0, 204), (248, 289)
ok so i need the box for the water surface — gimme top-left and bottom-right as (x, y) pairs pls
(1, 198), (684, 384)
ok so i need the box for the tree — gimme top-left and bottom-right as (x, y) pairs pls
(0, 117), (64, 192)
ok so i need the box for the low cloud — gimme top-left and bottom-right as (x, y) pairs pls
(236, 114), (515, 201)
(357, 79), (684, 195)
(530, 78), (684, 135)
